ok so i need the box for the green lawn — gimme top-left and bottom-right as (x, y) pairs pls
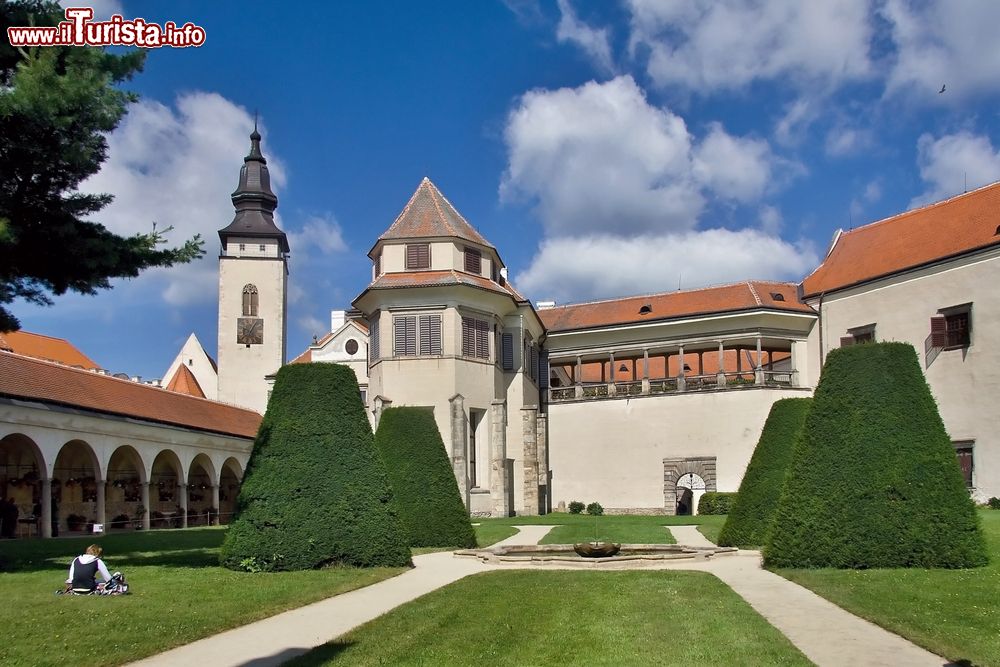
(290, 570), (811, 666)
(0, 528), (405, 667)
(696, 515), (726, 544)
(776, 509), (1000, 667)
(411, 524), (519, 555)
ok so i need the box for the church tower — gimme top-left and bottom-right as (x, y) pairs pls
(216, 126), (288, 413)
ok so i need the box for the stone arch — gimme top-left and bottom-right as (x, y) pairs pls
(0, 433), (46, 536)
(218, 457), (243, 524)
(106, 445), (146, 529)
(53, 439), (102, 533)
(663, 456), (716, 516)
(186, 453), (216, 526)
(150, 449), (184, 520)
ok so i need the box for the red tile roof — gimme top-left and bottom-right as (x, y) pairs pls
(802, 181), (1000, 297)
(375, 177), (495, 250)
(1, 330), (99, 369)
(357, 270), (529, 304)
(0, 352), (260, 438)
(539, 281), (813, 332)
(164, 364), (206, 398)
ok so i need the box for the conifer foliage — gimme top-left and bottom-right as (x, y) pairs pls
(374, 407), (476, 548)
(764, 343), (987, 569)
(718, 398), (811, 548)
(220, 364), (412, 571)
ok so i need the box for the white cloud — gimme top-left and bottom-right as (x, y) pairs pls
(287, 214), (348, 258)
(501, 76), (786, 237)
(517, 230), (818, 303)
(81, 92), (287, 307)
(882, 0), (1000, 102)
(825, 123), (873, 157)
(911, 131), (1000, 207)
(297, 314), (327, 340)
(774, 98), (818, 146)
(627, 0), (873, 92)
(556, 0), (615, 73)
(758, 205), (783, 235)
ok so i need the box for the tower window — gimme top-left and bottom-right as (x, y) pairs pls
(259, 244), (266, 252)
(464, 247), (482, 275)
(242, 284), (259, 317)
(405, 243), (430, 270)
(239, 243), (246, 251)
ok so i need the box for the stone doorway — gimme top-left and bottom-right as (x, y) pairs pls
(663, 457), (716, 516)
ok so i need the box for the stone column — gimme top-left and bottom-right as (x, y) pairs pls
(536, 412), (549, 514)
(489, 400), (509, 517)
(521, 406), (539, 516)
(140, 482), (151, 531)
(698, 351), (704, 376)
(641, 349), (650, 394)
(717, 341), (726, 386)
(755, 336), (765, 385)
(96, 480), (106, 531)
(575, 356), (583, 398)
(608, 352), (616, 396)
(179, 483), (189, 529)
(449, 394), (470, 510)
(211, 484), (220, 525)
(677, 345), (686, 392)
(41, 478), (52, 538)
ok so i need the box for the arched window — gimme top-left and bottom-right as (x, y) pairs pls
(242, 284), (259, 317)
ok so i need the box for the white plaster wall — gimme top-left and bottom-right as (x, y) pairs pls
(547, 387), (810, 510)
(217, 246), (287, 413)
(162, 333), (219, 399)
(811, 249), (1000, 501)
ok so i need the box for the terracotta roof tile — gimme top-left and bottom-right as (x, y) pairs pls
(356, 270), (528, 303)
(164, 364), (206, 398)
(376, 178), (494, 249)
(802, 181), (1000, 297)
(290, 349), (313, 364)
(539, 281), (812, 332)
(2, 330), (99, 369)
(0, 352), (260, 438)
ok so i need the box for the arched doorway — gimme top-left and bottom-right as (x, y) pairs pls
(107, 446), (146, 530)
(219, 458), (242, 525)
(675, 472), (707, 516)
(0, 434), (44, 537)
(151, 450), (184, 528)
(53, 440), (101, 534)
(187, 454), (216, 526)
(663, 457), (717, 516)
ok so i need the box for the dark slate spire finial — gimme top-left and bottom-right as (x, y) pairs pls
(247, 113), (264, 163)
(219, 122), (289, 253)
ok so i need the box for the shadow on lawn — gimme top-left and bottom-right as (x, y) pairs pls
(281, 641), (354, 666)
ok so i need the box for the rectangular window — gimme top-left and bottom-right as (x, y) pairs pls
(369, 314), (380, 361)
(955, 441), (974, 488)
(464, 247), (482, 274)
(393, 315), (417, 356)
(461, 317), (490, 359)
(374, 253), (381, 277)
(932, 304), (972, 350)
(841, 324), (876, 347)
(259, 244), (266, 252)
(239, 243), (246, 251)
(501, 332), (514, 370)
(405, 243), (430, 270)
(945, 310), (970, 348)
(418, 314), (442, 355)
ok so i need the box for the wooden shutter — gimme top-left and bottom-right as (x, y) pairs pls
(394, 316), (416, 356)
(955, 444), (974, 488)
(538, 350), (549, 389)
(419, 315), (441, 355)
(839, 336), (854, 347)
(464, 248), (482, 274)
(374, 254), (381, 277)
(501, 333), (514, 370)
(369, 316), (380, 361)
(930, 315), (947, 348)
(406, 244), (430, 269)
(529, 345), (539, 381)
(462, 317), (475, 357)
(475, 319), (489, 359)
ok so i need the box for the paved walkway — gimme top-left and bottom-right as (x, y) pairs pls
(132, 524), (948, 667)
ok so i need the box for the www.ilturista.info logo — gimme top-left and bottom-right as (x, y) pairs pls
(7, 7), (206, 48)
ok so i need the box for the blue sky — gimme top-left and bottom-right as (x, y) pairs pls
(14, 0), (1000, 379)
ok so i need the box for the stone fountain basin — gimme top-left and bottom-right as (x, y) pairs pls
(455, 543), (737, 566)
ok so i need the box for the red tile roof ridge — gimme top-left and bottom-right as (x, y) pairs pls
(543, 279), (801, 311)
(0, 350), (260, 415)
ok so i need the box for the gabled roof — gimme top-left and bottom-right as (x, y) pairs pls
(374, 177), (494, 251)
(164, 364), (206, 398)
(540, 281), (813, 333)
(355, 270), (529, 305)
(0, 330), (99, 369)
(802, 180), (1000, 297)
(0, 351), (260, 438)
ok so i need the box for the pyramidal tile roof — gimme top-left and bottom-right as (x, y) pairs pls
(164, 363), (206, 398)
(539, 281), (812, 332)
(376, 177), (494, 250)
(802, 180), (1000, 297)
(0, 330), (99, 369)
(0, 351), (260, 438)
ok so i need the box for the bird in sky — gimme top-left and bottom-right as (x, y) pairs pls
(939, 84), (946, 94)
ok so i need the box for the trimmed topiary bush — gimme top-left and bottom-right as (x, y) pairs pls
(568, 501), (585, 514)
(373, 407), (475, 549)
(988, 497), (1000, 510)
(764, 343), (987, 569)
(697, 492), (737, 516)
(718, 398), (811, 547)
(586, 502), (604, 516)
(220, 363), (412, 571)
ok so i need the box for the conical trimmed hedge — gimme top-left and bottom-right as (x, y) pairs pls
(220, 363), (412, 571)
(718, 397), (811, 548)
(764, 342), (987, 569)
(374, 407), (476, 549)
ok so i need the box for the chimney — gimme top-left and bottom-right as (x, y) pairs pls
(330, 309), (347, 332)
(536, 301), (556, 310)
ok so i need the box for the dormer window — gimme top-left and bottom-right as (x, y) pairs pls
(464, 247), (482, 275)
(406, 243), (430, 270)
(639, 304), (653, 315)
(770, 292), (785, 302)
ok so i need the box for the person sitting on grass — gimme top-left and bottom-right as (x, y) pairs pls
(66, 544), (112, 594)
